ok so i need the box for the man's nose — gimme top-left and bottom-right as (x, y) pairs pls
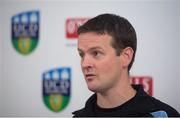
(81, 55), (93, 69)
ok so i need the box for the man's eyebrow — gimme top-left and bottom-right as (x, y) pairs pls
(88, 46), (104, 51)
(77, 48), (82, 52)
(78, 46), (103, 52)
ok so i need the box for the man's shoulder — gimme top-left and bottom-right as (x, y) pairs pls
(150, 97), (180, 117)
(72, 94), (96, 117)
(72, 107), (87, 117)
(133, 85), (180, 117)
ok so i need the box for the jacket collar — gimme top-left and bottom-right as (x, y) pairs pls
(73, 85), (157, 116)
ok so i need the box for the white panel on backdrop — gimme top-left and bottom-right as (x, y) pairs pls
(1, 0), (180, 116)
(0, 1), (3, 116)
(0, 1), (2, 115)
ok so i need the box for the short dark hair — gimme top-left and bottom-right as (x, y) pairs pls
(77, 13), (137, 71)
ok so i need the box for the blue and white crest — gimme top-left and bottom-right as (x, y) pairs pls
(42, 67), (71, 112)
(11, 10), (40, 55)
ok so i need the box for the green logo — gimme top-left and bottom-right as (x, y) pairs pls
(11, 11), (40, 55)
(42, 67), (71, 112)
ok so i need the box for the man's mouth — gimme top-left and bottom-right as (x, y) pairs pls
(85, 74), (96, 80)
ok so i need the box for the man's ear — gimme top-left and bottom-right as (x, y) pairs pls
(120, 47), (134, 68)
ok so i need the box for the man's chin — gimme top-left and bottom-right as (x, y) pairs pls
(87, 85), (98, 92)
(87, 84), (103, 93)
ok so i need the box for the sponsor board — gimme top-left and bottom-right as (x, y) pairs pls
(66, 18), (89, 39)
(130, 76), (153, 96)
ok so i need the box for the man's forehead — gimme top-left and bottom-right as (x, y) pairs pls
(78, 45), (104, 52)
(78, 33), (112, 45)
(78, 32), (112, 41)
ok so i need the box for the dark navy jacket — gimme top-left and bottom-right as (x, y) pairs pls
(73, 85), (180, 117)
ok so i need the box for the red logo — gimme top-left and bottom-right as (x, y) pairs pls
(130, 76), (153, 96)
(66, 18), (89, 39)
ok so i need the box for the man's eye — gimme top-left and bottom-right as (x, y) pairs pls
(79, 53), (84, 58)
(93, 51), (99, 56)
(92, 51), (101, 57)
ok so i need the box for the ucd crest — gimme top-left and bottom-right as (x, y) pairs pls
(11, 11), (40, 55)
(42, 67), (71, 112)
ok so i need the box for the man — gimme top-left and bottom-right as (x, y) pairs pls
(73, 13), (180, 117)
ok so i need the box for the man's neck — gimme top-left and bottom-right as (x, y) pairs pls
(96, 76), (136, 108)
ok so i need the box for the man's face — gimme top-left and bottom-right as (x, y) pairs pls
(78, 32), (123, 93)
